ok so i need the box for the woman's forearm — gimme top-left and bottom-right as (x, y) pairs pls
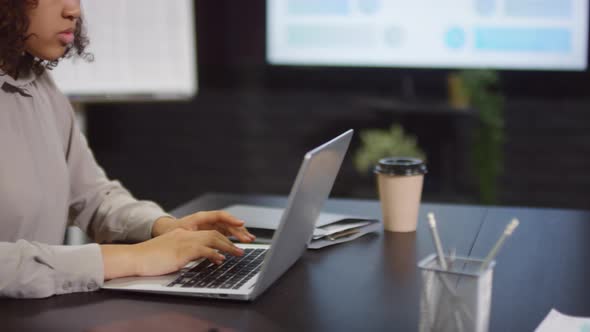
(100, 244), (137, 280)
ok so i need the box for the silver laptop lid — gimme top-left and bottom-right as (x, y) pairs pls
(251, 130), (353, 299)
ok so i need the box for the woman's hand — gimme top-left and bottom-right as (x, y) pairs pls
(152, 211), (256, 243)
(101, 228), (245, 280)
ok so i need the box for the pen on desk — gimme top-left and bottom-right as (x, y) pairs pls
(480, 218), (520, 271)
(427, 213), (448, 270)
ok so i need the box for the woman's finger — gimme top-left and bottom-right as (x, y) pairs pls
(181, 211), (244, 231)
(186, 211), (256, 242)
(227, 226), (256, 243)
(189, 246), (225, 265)
(205, 231), (244, 257)
(206, 212), (256, 241)
(211, 211), (245, 226)
(219, 227), (232, 237)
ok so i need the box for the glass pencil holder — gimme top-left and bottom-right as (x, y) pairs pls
(417, 254), (495, 332)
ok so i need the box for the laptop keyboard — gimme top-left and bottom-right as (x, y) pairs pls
(167, 248), (267, 290)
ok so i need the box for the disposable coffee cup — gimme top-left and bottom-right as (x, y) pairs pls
(375, 157), (427, 232)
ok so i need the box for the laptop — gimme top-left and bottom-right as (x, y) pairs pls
(102, 129), (354, 301)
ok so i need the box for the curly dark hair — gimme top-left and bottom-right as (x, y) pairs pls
(0, 0), (92, 78)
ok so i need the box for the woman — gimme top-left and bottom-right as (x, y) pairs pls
(0, 0), (255, 298)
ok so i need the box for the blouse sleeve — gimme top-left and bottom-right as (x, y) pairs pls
(0, 240), (103, 298)
(0, 72), (170, 299)
(64, 108), (172, 244)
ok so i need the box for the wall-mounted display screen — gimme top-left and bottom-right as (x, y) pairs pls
(53, 0), (197, 100)
(267, 0), (589, 71)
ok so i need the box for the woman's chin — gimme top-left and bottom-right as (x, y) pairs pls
(28, 46), (68, 62)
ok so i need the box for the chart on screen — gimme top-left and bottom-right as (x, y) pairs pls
(52, 0), (197, 100)
(267, 0), (589, 70)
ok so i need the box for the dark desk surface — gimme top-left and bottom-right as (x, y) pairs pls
(2, 193), (589, 332)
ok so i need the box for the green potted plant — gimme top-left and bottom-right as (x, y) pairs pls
(354, 124), (426, 175)
(454, 69), (505, 204)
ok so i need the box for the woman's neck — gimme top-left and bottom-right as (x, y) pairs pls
(0, 55), (32, 80)
(0, 68), (18, 80)
(0, 60), (14, 78)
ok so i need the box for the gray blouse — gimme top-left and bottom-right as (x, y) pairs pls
(0, 69), (170, 298)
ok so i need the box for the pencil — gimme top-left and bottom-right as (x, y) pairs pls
(481, 218), (520, 271)
(428, 212), (448, 270)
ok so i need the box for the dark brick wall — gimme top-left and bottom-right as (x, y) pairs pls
(86, 91), (382, 211)
(501, 100), (590, 209)
(86, 92), (590, 211)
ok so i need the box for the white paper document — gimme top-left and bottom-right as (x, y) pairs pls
(223, 204), (373, 236)
(312, 220), (371, 239)
(535, 309), (590, 332)
(223, 204), (382, 249)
